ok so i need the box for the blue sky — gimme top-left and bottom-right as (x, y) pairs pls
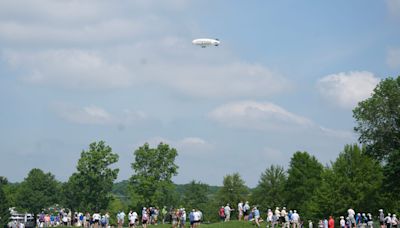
(0, 0), (399, 187)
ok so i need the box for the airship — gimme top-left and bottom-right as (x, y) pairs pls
(192, 38), (220, 48)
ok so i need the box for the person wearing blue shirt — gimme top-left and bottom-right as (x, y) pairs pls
(254, 207), (261, 228)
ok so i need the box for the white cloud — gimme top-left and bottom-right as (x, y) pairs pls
(387, 47), (400, 68)
(209, 101), (313, 131)
(208, 100), (355, 139)
(55, 104), (113, 125)
(54, 103), (147, 125)
(317, 71), (380, 109)
(0, 0), (291, 98)
(3, 49), (132, 89)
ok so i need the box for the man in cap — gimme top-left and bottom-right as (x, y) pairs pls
(385, 213), (392, 228)
(379, 209), (385, 228)
(292, 210), (300, 228)
(224, 203), (233, 222)
(340, 216), (345, 228)
(348, 208), (356, 228)
(243, 201), (250, 221)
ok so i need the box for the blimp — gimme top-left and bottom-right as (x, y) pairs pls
(192, 38), (220, 48)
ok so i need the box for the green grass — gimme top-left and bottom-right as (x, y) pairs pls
(67, 221), (259, 228)
(153, 221), (257, 227)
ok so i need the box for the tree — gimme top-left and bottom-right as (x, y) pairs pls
(353, 76), (400, 161)
(285, 152), (323, 219)
(353, 76), (400, 207)
(216, 173), (249, 209)
(15, 169), (60, 223)
(0, 177), (10, 228)
(130, 142), (179, 208)
(66, 141), (119, 212)
(308, 145), (383, 219)
(182, 180), (210, 210)
(251, 165), (287, 210)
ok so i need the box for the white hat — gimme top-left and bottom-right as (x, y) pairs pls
(394, 214), (397, 217)
(294, 210), (297, 213)
(379, 209), (383, 212)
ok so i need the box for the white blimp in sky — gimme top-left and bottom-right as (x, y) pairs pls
(192, 38), (220, 48)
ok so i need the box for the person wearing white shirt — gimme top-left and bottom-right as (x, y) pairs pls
(238, 201), (243, 221)
(92, 212), (101, 228)
(385, 214), (392, 228)
(267, 209), (273, 228)
(340, 216), (345, 228)
(130, 211), (137, 227)
(224, 204), (233, 222)
(243, 201), (250, 221)
(292, 210), (300, 228)
(193, 210), (201, 227)
(392, 214), (398, 228)
(348, 208), (356, 228)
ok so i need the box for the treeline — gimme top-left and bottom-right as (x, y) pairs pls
(0, 76), (399, 226)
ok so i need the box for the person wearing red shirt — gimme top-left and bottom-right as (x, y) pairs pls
(328, 216), (335, 228)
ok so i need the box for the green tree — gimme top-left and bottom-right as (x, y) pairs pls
(251, 165), (287, 210)
(130, 142), (179, 209)
(216, 173), (249, 210)
(0, 177), (10, 228)
(66, 141), (119, 212)
(353, 76), (400, 208)
(182, 180), (210, 210)
(285, 152), (323, 219)
(15, 169), (60, 223)
(309, 145), (383, 219)
(353, 76), (400, 160)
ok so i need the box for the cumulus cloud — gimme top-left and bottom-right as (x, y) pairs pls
(209, 101), (313, 131)
(54, 103), (147, 125)
(3, 49), (133, 89)
(208, 100), (355, 139)
(387, 48), (400, 68)
(316, 71), (380, 109)
(0, 0), (290, 98)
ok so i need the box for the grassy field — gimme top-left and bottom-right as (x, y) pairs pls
(126, 221), (256, 227)
(75, 221), (257, 228)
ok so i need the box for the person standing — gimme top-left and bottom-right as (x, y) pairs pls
(281, 207), (287, 228)
(348, 208), (356, 228)
(219, 207), (225, 222)
(224, 204), (233, 222)
(243, 201), (250, 221)
(392, 214), (398, 228)
(379, 209), (385, 228)
(328, 216), (334, 228)
(340, 216), (345, 228)
(267, 209), (273, 228)
(189, 210), (195, 228)
(238, 201), (243, 221)
(117, 211), (126, 228)
(385, 213), (392, 228)
(161, 206), (168, 224)
(254, 207), (261, 228)
(92, 211), (101, 228)
(292, 210), (300, 228)
(367, 213), (373, 228)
